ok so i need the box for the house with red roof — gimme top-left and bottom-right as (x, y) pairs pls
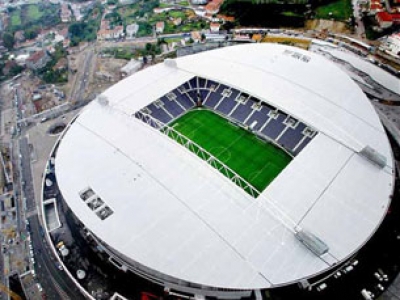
(26, 50), (51, 70)
(156, 22), (165, 34)
(205, 0), (224, 15)
(210, 22), (220, 33)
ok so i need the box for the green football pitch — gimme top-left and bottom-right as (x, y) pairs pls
(168, 109), (292, 195)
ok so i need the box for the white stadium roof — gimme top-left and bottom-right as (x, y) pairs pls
(55, 44), (394, 289)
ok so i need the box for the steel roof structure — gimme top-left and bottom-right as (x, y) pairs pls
(55, 44), (394, 290)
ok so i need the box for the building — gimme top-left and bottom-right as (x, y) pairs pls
(119, 0), (137, 4)
(26, 50), (51, 70)
(173, 17), (182, 26)
(191, 30), (202, 42)
(369, 0), (383, 13)
(125, 23), (139, 39)
(153, 7), (173, 14)
(376, 11), (394, 28)
(120, 59), (142, 77)
(52, 44), (394, 299)
(191, 0), (208, 4)
(15, 53), (30, 66)
(216, 14), (235, 22)
(61, 3), (72, 22)
(53, 58), (68, 71)
(13, 30), (25, 43)
(205, 0), (224, 15)
(210, 22), (220, 33)
(97, 26), (124, 41)
(156, 21), (165, 34)
(381, 33), (400, 57)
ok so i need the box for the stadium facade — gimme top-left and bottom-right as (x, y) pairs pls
(52, 44), (394, 299)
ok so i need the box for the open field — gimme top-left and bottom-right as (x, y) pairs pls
(10, 11), (22, 26)
(169, 109), (291, 193)
(315, 0), (352, 21)
(26, 5), (43, 21)
(7, 4), (60, 31)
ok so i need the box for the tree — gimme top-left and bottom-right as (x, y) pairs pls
(9, 65), (23, 76)
(2, 32), (14, 50)
(25, 28), (39, 40)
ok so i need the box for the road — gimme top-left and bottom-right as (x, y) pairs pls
(69, 48), (95, 103)
(19, 137), (35, 214)
(18, 137), (83, 300)
(28, 215), (83, 300)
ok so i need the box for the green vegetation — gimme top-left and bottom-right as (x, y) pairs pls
(37, 43), (68, 83)
(180, 21), (207, 32)
(159, 3), (171, 8)
(117, 0), (160, 30)
(178, 1), (190, 6)
(68, 4), (104, 46)
(137, 22), (153, 37)
(170, 109), (292, 193)
(7, 4), (60, 32)
(169, 10), (186, 18)
(26, 5), (43, 20)
(220, 0), (305, 27)
(10, 10), (22, 27)
(362, 16), (396, 40)
(164, 37), (182, 43)
(2, 32), (14, 49)
(103, 42), (161, 60)
(105, 11), (123, 26)
(24, 27), (40, 40)
(281, 11), (303, 17)
(117, 0), (202, 36)
(314, 0), (352, 21)
(117, 3), (140, 25)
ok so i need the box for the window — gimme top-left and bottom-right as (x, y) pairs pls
(284, 116), (298, 128)
(79, 188), (114, 221)
(79, 188), (95, 201)
(251, 102), (262, 111)
(87, 197), (104, 210)
(237, 94), (248, 104)
(268, 110), (279, 119)
(166, 93), (177, 101)
(154, 99), (163, 108)
(221, 89), (232, 97)
(303, 127), (316, 137)
(96, 206), (114, 220)
(141, 107), (151, 114)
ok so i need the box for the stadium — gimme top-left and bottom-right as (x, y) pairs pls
(50, 43), (394, 299)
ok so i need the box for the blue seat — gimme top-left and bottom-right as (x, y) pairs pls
(277, 123), (306, 152)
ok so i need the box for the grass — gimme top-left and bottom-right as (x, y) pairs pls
(26, 5), (43, 20)
(169, 10), (186, 19)
(315, 0), (353, 21)
(164, 37), (183, 43)
(10, 11), (22, 26)
(169, 109), (291, 194)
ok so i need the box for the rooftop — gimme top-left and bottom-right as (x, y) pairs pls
(55, 44), (393, 290)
